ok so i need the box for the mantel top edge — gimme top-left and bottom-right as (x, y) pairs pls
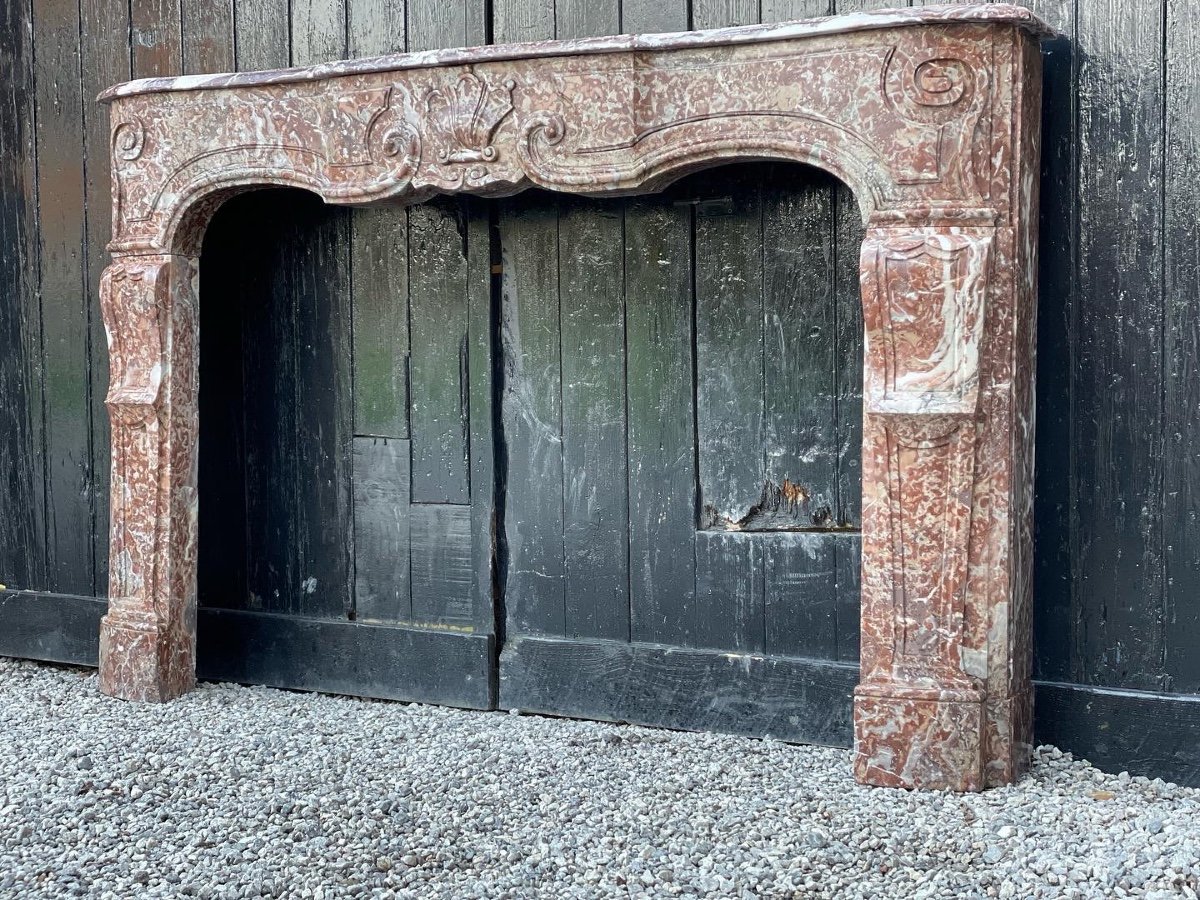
(97, 3), (1052, 104)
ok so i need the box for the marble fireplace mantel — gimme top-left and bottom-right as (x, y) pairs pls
(97, 3), (1049, 791)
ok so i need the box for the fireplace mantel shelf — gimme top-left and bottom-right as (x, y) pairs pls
(96, 3), (1048, 792)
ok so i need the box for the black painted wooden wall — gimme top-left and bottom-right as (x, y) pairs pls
(2, 0), (1200, 783)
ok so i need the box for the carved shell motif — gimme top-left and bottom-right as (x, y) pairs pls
(424, 70), (515, 167)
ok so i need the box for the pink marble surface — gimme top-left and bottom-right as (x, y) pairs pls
(97, 3), (1047, 790)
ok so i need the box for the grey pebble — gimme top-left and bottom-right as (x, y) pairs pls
(0, 656), (1197, 900)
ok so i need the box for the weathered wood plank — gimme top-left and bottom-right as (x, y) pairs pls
(1035, 682), (1200, 789)
(556, 0), (619, 39)
(1074, 0), (1165, 689)
(762, 165), (839, 528)
(0, 591), (106, 666)
(196, 198), (250, 612)
(409, 199), (471, 504)
(694, 531), (764, 653)
(347, 0), (409, 463)
(198, 608), (495, 709)
(290, 0), (347, 64)
(832, 183), (864, 527)
(81, 0), (133, 596)
(241, 194), (302, 615)
(761, 0), (830, 20)
(0, 0), (46, 592)
(835, 532), (861, 662)
(347, 0), (404, 56)
(352, 437), (411, 623)
(411, 504), (474, 626)
(131, 0), (183, 76)
(695, 168), (765, 530)
(465, 200), (496, 635)
(234, 0), (290, 71)
(409, 0), (486, 52)
(499, 193), (565, 636)
(1027, 7), (1076, 681)
(349, 205), (409, 439)
(492, 0), (554, 43)
(764, 532), (836, 659)
(691, 0), (758, 29)
(559, 198), (629, 641)
(291, 198), (355, 618)
(33, 0), (94, 595)
(1164, 0), (1200, 693)
(619, 0), (685, 33)
(182, 0), (235, 73)
(500, 635), (858, 746)
(625, 194), (696, 646)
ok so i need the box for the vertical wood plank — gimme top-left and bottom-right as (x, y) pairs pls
(409, 0), (487, 51)
(288, 1), (354, 619)
(499, 193), (565, 636)
(409, 200), (471, 505)
(625, 195), (696, 646)
(493, 0), (554, 43)
(620, 0), (686, 33)
(832, 187), (864, 527)
(197, 197), (249, 612)
(764, 533), (836, 659)
(761, 0), (830, 20)
(234, 0), (290, 70)
(0, 0), (46, 591)
(556, 0), (619, 39)
(350, 205), (409, 439)
(762, 165), (839, 527)
(466, 201), (497, 635)
(694, 532), (764, 652)
(131, 0), (183, 76)
(291, 0), (347, 64)
(1023, 0), (1076, 681)
(1164, 0), (1200, 691)
(1074, 0), (1165, 689)
(240, 195), (298, 614)
(80, 0), (132, 594)
(33, 0), (94, 595)
(695, 168), (765, 529)
(353, 437), (411, 623)
(347, 0), (404, 55)
(347, 1), (410, 651)
(182, 0), (235, 73)
(620, 0), (692, 647)
(292, 201), (355, 619)
(411, 505), (474, 626)
(691, 0), (757, 29)
(835, 533), (861, 662)
(559, 198), (629, 641)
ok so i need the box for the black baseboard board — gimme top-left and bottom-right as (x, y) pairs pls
(3, 591), (1199, 785)
(1034, 681), (1200, 788)
(0, 590), (105, 665)
(197, 609), (495, 710)
(0, 591), (494, 710)
(499, 634), (859, 747)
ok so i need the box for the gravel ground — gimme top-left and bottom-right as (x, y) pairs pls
(1, 657), (1198, 900)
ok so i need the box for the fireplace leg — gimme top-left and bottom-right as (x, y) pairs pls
(97, 254), (200, 702)
(851, 225), (1031, 791)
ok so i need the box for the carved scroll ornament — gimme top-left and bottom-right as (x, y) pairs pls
(97, 4), (1049, 791)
